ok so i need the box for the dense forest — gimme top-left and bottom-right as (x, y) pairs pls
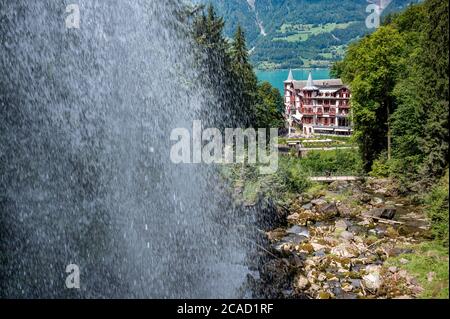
(332, 0), (449, 245)
(195, 0), (421, 69)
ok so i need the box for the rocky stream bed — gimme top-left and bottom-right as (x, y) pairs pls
(247, 178), (433, 299)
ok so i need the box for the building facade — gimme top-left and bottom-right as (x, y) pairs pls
(284, 70), (352, 137)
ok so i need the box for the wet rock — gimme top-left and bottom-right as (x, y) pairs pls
(286, 225), (309, 238)
(364, 207), (397, 220)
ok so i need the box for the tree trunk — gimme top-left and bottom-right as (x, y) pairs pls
(387, 100), (392, 160)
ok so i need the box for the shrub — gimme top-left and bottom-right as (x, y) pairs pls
(425, 170), (449, 246)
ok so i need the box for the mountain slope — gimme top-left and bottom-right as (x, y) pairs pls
(197, 0), (420, 69)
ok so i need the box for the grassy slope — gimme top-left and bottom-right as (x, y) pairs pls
(386, 242), (449, 299)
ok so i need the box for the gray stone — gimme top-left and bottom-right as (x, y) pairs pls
(302, 203), (313, 210)
(349, 279), (361, 288)
(335, 219), (349, 232)
(282, 234), (309, 245)
(286, 225), (310, 238)
(318, 202), (338, 215)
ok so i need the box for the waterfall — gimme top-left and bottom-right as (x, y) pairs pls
(0, 0), (253, 298)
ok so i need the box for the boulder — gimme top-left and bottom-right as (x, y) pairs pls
(302, 203), (313, 210)
(364, 207), (397, 220)
(363, 273), (382, 291)
(286, 225), (310, 238)
(319, 202), (337, 212)
(317, 202), (339, 217)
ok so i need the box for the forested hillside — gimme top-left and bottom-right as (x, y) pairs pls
(194, 0), (420, 69)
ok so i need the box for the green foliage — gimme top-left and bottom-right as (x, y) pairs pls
(425, 170), (449, 246)
(340, 26), (407, 170)
(230, 25), (258, 127)
(369, 157), (390, 178)
(255, 81), (285, 129)
(300, 149), (363, 176)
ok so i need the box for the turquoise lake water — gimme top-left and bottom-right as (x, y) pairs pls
(255, 69), (331, 93)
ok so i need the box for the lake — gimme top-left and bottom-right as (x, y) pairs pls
(255, 68), (331, 93)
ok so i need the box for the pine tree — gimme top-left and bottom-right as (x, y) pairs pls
(230, 25), (258, 128)
(418, 0), (449, 181)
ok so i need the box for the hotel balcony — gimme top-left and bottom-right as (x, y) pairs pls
(301, 108), (314, 115)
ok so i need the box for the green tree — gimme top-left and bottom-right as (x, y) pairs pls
(230, 25), (258, 128)
(255, 81), (285, 129)
(340, 26), (406, 170)
(418, 0), (449, 181)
